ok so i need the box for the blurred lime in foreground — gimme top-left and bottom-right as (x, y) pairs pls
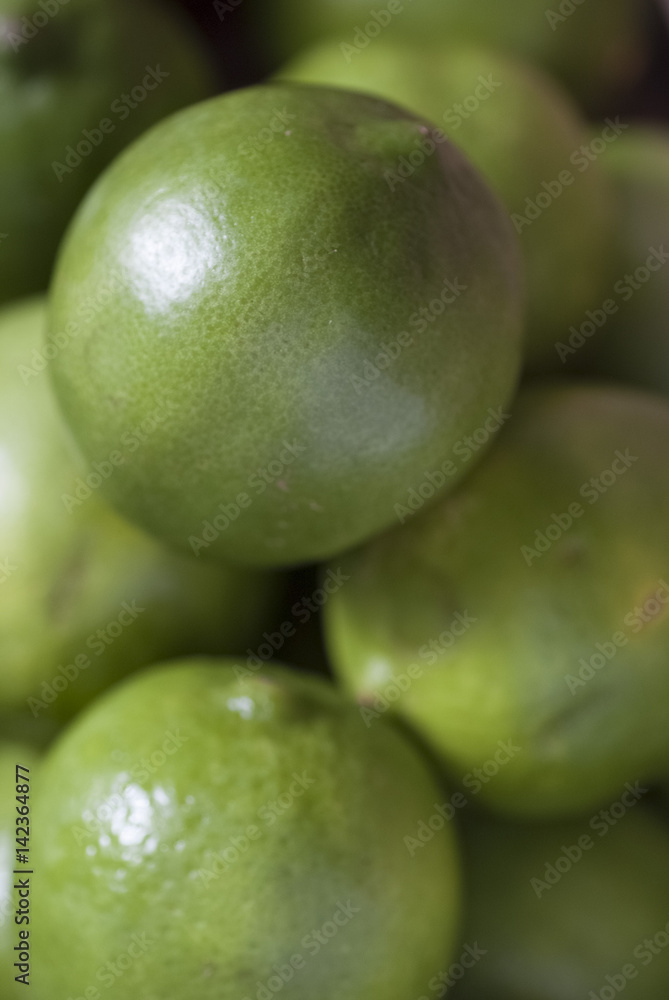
(33, 659), (461, 998)
(280, 40), (618, 367)
(0, 0), (215, 305)
(48, 83), (523, 566)
(325, 383), (669, 818)
(0, 298), (279, 724)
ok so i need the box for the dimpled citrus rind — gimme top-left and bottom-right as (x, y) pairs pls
(48, 83), (523, 567)
(33, 659), (461, 999)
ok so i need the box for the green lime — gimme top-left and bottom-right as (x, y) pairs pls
(33, 659), (461, 998)
(0, 298), (279, 724)
(455, 806), (669, 998)
(0, 741), (38, 999)
(279, 40), (618, 367)
(0, 0), (214, 305)
(575, 128), (669, 395)
(255, 0), (646, 106)
(48, 83), (523, 567)
(325, 383), (669, 817)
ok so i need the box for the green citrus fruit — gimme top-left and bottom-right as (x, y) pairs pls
(576, 128), (669, 395)
(33, 659), (461, 998)
(456, 806), (669, 998)
(0, 741), (38, 999)
(324, 383), (669, 818)
(255, 0), (646, 106)
(47, 83), (523, 567)
(279, 40), (618, 367)
(0, 0), (214, 306)
(0, 298), (279, 724)
(0, 713), (59, 751)
(661, 787), (669, 821)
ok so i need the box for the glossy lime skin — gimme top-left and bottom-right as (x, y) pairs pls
(48, 83), (523, 567)
(0, 0), (214, 306)
(280, 41), (617, 368)
(0, 742), (38, 999)
(33, 660), (461, 999)
(256, 0), (645, 106)
(325, 384), (669, 818)
(456, 808), (669, 998)
(0, 298), (279, 724)
(581, 129), (669, 396)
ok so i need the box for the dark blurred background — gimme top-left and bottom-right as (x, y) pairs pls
(176, 0), (669, 118)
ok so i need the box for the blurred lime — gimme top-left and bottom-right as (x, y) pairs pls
(0, 0), (215, 305)
(33, 659), (461, 998)
(575, 128), (669, 396)
(280, 40), (618, 366)
(0, 298), (279, 723)
(256, 0), (646, 106)
(325, 383), (669, 818)
(456, 806), (669, 998)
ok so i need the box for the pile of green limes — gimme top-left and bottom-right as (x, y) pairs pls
(1, 1), (668, 997)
